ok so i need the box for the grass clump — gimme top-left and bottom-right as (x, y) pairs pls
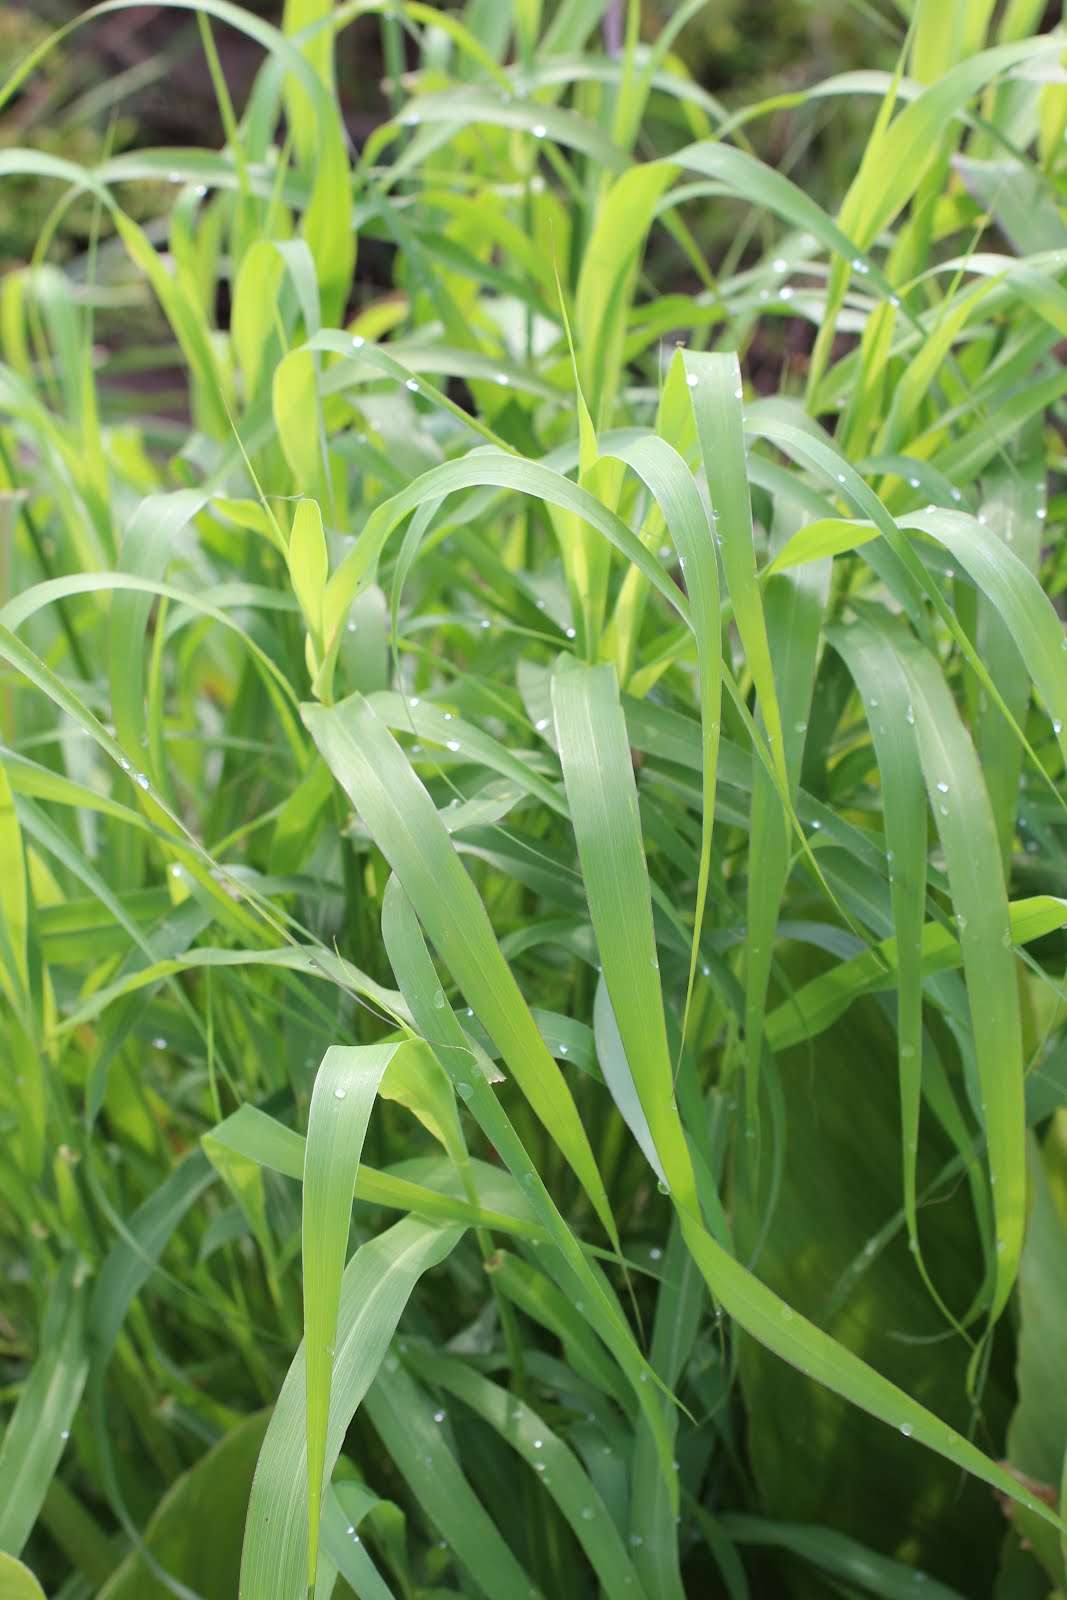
(2, 2), (1067, 1597)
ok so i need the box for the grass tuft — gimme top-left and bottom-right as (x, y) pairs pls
(2, 2), (1067, 1596)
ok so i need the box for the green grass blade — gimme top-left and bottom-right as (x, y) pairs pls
(765, 895), (1067, 1052)
(379, 874), (681, 1492)
(551, 662), (697, 1207)
(828, 617), (929, 1277)
(240, 1217), (464, 1599)
(403, 1342), (646, 1596)
(0, 1555), (46, 1600)
(682, 351), (787, 787)
(302, 1044), (400, 1589)
(206, 1100), (545, 1236)
(302, 692), (619, 1248)
(874, 613), (1027, 1319)
(0, 1262), (89, 1558)
(363, 1362), (535, 1600)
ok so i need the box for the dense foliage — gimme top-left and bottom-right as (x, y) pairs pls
(2, 3), (1067, 1597)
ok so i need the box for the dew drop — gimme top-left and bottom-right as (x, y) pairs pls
(629, 1533), (644, 1548)
(852, 257), (870, 274)
(535, 717), (549, 732)
(951, 489), (962, 503)
(456, 1081), (473, 1101)
(565, 626), (576, 639)
(936, 781), (949, 794)
(405, 377), (419, 393)
(532, 123), (547, 139)
(581, 1507), (594, 1521)
(773, 257), (788, 272)
(433, 988), (446, 1009)
(908, 477), (920, 489)
(905, 705), (915, 724)
(734, 386), (743, 400)
(495, 372), (510, 386)
(434, 1409), (446, 1423)
(650, 1247), (662, 1260)
(532, 1438), (543, 1449)
(780, 286), (794, 301)
(60, 1428), (70, 1440)
(351, 335), (365, 350)
(409, 696), (420, 708)
(685, 373), (699, 388)
(1037, 507), (1047, 521)
(334, 1086), (347, 1100)
(446, 739), (461, 752)
(152, 1037), (167, 1050)
(794, 721), (807, 734)
(899, 1423), (914, 1438)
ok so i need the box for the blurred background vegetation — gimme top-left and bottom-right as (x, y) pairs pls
(0, 0), (920, 430)
(1, 0), (901, 268)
